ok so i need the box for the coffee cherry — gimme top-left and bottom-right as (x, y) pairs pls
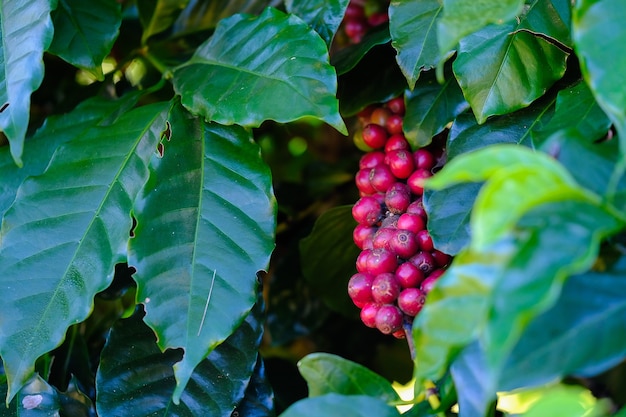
(409, 251), (436, 275)
(344, 19), (368, 43)
(355, 169), (376, 195)
(386, 149), (415, 179)
(397, 213), (426, 234)
(353, 224), (376, 250)
(414, 149), (436, 171)
(352, 196), (383, 225)
(371, 272), (401, 304)
(392, 328), (406, 339)
(362, 124), (388, 149)
(398, 288), (426, 316)
(366, 248), (398, 275)
(368, 11), (389, 26)
(386, 97), (405, 115)
(385, 182), (411, 214)
(415, 229), (434, 252)
(372, 227), (395, 250)
(352, 129), (374, 152)
(360, 302), (381, 328)
(369, 165), (396, 193)
(432, 249), (452, 267)
(359, 151), (386, 169)
(407, 168), (433, 195)
(406, 199), (427, 218)
(370, 107), (391, 127)
(348, 272), (375, 307)
(385, 114), (403, 135)
(380, 214), (400, 229)
(375, 304), (403, 334)
(384, 134), (409, 153)
(390, 229), (419, 259)
(395, 261), (425, 288)
(356, 249), (371, 273)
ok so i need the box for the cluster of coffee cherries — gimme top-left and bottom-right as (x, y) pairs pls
(348, 96), (452, 339)
(341, 0), (390, 44)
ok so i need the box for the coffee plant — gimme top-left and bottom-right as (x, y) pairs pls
(1, 0), (626, 416)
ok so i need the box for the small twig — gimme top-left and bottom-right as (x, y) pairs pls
(197, 269), (217, 336)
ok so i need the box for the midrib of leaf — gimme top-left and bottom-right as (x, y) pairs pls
(415, 5), (442, 68)
(519, 96), (556, 146)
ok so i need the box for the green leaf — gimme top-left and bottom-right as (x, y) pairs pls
(0, 93), (143, 218)
(412, 239), (515, 390)
(299, 206), (360, 317)
(447, 95), (554, 161)
(426, 145), (592, 248)
(484, 200), (624, 374)
(0, 374), (61, 417)
(422, 182), (481, 256)
(97, 293), (266, 416)
(0, 0), (55, 165)
(331, 25), (391, 75)
(279, 394), (401, 417)
(531, 81), (611, 146)
(437, 0), (523, 54)
(516, 0), (572, 48)
(137, 0), (190, 44)
(172, 0), (269, 37)
(501, 257), (626, 391)
(0, 101), (169, 403)
(48, 0), (122, 79)
(232, 356), (276, 417)
(573, 0), (626, 150)
(172, 7), (347, 135)
(403, 72), (468, 149)
(453, 17), (568, 123)
(128, 100), (276, 403)
(389, 0), (443, 89)
(285, 0), (349, 47)
(297, 353), (400, 402)
(519, 384), (610, 417)
(449, 342), (496, 417)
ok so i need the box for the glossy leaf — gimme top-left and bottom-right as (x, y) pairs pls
(531, 81), (611, 146)
(484, 200), (624, 373)
(0, 374), (60, 417)
(279, 394), (401, 417)
(299, 206), (360, 317)
(538, 131), (626, 205)
(517, 0), (572, 48)
(437, 0), (523, 54)
(0, 93), (142, 218)
(173, 7), (347, 134)
(137, 0), (190, 44)
(449, 343), (497, 417)
(389, 0), (443, 89)
(48, 0), (122, 79)
(285, 0), (349, 47)
(0, 0), (55, 165)
(403, 72), (468, 149)
(422, 182), (481, 256)
(297, 353), (399, 402)
(172, 0), (269, 36)
(426, 145), (592, 249)
(331, 25), (391, 75)
(520, 384), (610, 417)
(97, 293), (266, 416)
(500, 256), (626, 391)
(232, 356), (276, 417)
(129, 100), (276, 403)
(446, 96), (554, 161)
(453, 18), (568, 123)
(412, 239), (515, 391)
(573, 0), (626, 150)
(0, 101), (169, 404)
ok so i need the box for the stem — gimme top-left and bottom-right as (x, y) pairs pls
(139, 47), (173, 80)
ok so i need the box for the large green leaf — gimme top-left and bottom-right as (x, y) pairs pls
(449, 342), (495, 417)
(232, 356), (276, 417)
(437, 0), (523, 55)
(299, 205), (360, 317)
(285, 0), (349, 47)
(573, 0), (626, 150)
(0, 93), (142, 218)
(0, 0), (55, 165)
(279, 394), (401, 417)
(483, 200), (624, 378)
(137, 0), (190, 44)
(531, 81), (611, 146)
(172, 7), (347, 134)
(97, 292), (266, 416)
(426, 145), (592, 249)
(48, 0), (122, 79)
(412, 239), (515, 392)
(389, 0), (443, 89)
(171, 0), (269, 37)
(403, 71), (468, 149)
(453, 15), (568, 123)
(0, 101), (169, 403)
(517, 0), (572, 47)
(128, 100), (276, 403)
(501, 257), (626, 391)
(0, 374), (61, 417)
(297, 353), (400, 402)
